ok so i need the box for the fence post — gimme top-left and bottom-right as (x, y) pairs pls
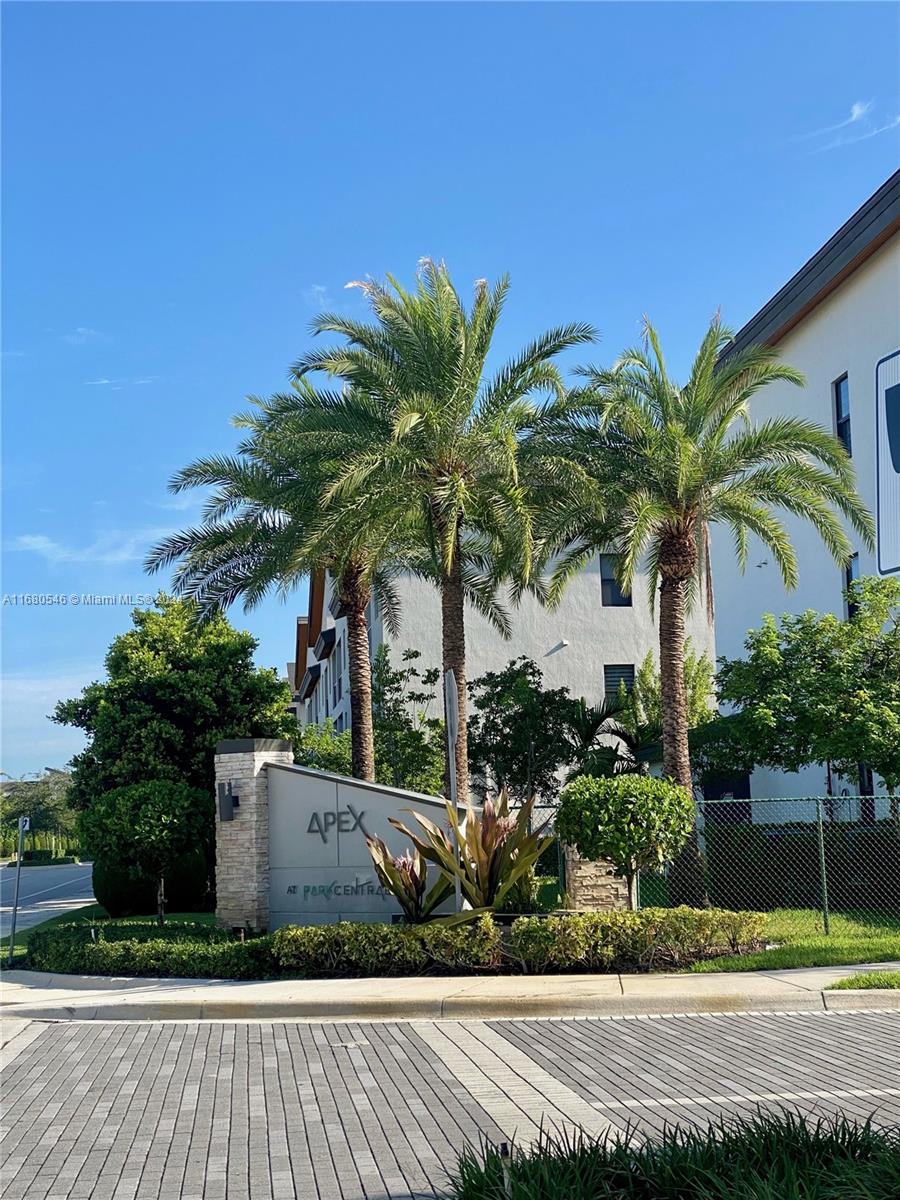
(816, 798), (831, 936)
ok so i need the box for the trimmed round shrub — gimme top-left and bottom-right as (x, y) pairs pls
(92, 848), (210, 918)
(557, 774), (695, 907)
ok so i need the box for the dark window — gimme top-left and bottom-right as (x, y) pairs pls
(834, 375), (851, 455)
(600, 555), (631, 607)
(844, 552), (860, 618)
(604, 663), (635, 696)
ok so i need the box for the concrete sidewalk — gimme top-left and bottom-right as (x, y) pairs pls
(2, 962), (899, 1021)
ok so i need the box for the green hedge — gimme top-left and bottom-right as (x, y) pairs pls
(26, 908), (764, 979)
(508, 907), (765, 972)
(7, 855), (78, 868)
(27, 922), (278, 979)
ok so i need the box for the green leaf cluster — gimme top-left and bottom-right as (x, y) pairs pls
(708, 576), (900, 793)
(556, 775), (694, 905)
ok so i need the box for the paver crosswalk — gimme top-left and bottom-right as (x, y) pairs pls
(1, 1010), (898, 1199)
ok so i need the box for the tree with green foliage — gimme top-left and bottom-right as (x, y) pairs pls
(285, 260), (596, 802)
(80, 780), (212, 924)
(556, 775), (694, 908)
(710, 576), (900, 804)
(532, 316), (872, 904)
(467, 657), (580, 803)
(53, 596), (296, 895)
(620, 643), (715, 740)
(295, 647), (444, 795)
(147, 381), (414, 783)
(531, 316), (874, 795)
(0, 770), (76, 854)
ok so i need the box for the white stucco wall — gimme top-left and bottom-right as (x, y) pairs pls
(711, 235), (900, 799)
(370, 558), (715, 708)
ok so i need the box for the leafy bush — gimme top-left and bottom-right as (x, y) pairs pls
(448, 1111), (900, 1199)
(81, 780), (213, 923)
(91, 850), (210, 918)
(272, 922), (428, 977)
(418, 915), (502, 971)
(8, 855), (77, 867)
(507, 908), (765, 973)
(557, 775), (694, 908)
(27, 908), (764, 979)
(22, 849), (53, 863)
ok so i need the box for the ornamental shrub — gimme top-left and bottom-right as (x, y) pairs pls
(556, 775), (694, 908)
(26, 908), (765, 978)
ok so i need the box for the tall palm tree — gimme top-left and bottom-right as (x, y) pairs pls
(286, 260), (596, 802)
(533, 315), (874, 793)
(146, 382), (409, 782)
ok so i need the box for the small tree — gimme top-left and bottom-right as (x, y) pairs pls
(556, 775), (694, 909)
(713, 576), (900, 804)
(80, 781), (212, 924)
(468, 657), (580, 803)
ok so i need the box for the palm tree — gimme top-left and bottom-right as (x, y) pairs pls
(146, 382), (408, 782)
(286, 260), (596, 802)
(532, 316), (873, 897)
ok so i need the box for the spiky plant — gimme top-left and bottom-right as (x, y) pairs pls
(391, 788), (553, 914)
(365, 837), (453, 923)
(283, 259), (597, 802)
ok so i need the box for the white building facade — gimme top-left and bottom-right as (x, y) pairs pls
(712, 170), (900, 803)
(289, 560), (715, 737)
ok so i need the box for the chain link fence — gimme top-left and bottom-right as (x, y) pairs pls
(638, 797), (900, 931)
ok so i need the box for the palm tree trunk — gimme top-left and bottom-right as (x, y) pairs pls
(658, 574), (692, 789)
(340, 564), (375, 782)
(659, 565), (707, 907)
(440, 534), (470, 805)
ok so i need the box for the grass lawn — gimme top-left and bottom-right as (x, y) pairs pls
(829, 970), (900, 990)
(691, 908), (900, 972)
(2, 907), (216, 964)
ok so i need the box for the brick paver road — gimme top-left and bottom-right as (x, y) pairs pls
(2, 1010), (899, 1199)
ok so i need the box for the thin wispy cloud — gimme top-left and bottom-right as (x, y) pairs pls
(816, 114), (900, 153)
(794, 100), (873, 141)
(303, 283), (332, 310)
(2, 349), (27, 358)
(11, 527), (173, 566)
(62, 327), (105, 346)
(84, 376), (156, 388)
(796, 99), (899, 153)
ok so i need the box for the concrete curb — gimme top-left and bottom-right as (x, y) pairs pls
(4, 990), (900, 1022)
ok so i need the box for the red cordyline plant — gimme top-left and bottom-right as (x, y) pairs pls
(389, 788), (553, 916)
(365, 836), (453, 923)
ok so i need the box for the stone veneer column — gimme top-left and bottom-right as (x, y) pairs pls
(563, 845), (630, 911)
(214, 738), (294, 931)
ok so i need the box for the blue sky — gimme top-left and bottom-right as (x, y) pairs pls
(2, 2), (898, 776)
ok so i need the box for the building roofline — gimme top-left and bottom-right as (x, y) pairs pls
(723, 170), (900, 358)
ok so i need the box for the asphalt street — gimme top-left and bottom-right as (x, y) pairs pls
(0, 862), (94, 940)
(2, 1009), (898, 1199)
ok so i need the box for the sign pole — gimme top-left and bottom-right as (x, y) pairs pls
(444, 670), (462, 913)
(7, 816), (29, 967)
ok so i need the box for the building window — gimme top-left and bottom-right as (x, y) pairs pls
(600, 555), (631, 607)
(844, 552), (860, 618)
(834, 375), (851, 455)
(604, 663), (635, 696)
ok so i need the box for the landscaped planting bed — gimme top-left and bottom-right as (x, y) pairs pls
(26, 907), (765, 979)
(447, 1112), (900, 1200)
